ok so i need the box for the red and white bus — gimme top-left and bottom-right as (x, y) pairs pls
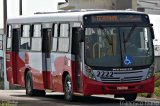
(6, 10), (155, 101)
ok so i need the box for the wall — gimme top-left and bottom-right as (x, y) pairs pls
(0, 29), (3, 35)
(59, 0), (137, 10)
(138, 0), (160, 14)
(155, 56), (160, 72)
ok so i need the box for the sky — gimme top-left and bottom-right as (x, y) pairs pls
(0, 0), (65, 28)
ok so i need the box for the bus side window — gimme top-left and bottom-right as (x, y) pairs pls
(31, 24), (42, 51)
(20, 25), (31, 50)
(52, 24), (58, 52)
(58, 24), (70, 52)
(7, 25), (12, 50)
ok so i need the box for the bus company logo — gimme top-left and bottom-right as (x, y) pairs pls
(113, 68), (133, 71)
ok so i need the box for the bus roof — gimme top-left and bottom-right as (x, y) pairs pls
(7, 10), (147, 24)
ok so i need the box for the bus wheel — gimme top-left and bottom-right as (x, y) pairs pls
(25, 72), (46, 96)
(25, 72), (36, 96)
(123, 93), (137, 101)
(64, 75), (74, 101)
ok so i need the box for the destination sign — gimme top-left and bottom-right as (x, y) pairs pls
(91, 15), (145, 23)
(84, 14), (150, 27)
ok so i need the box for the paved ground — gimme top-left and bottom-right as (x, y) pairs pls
(0, 90), (160, 106)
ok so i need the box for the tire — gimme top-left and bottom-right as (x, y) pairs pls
(64, 74), (74, 101)
(25, 72), (45, 96)
(124, 93), (137, 101)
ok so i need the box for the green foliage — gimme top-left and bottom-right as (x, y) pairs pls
(138, 72), (160, 98)
(155, 80), (160, 87)
(138, 93), (148, 97)
(154, 87), (160, 97)
(155, 72), (160, 80)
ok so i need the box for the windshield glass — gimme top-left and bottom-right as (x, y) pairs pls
(85, 26), (153, 67)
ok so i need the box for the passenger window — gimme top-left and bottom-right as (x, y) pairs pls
(20, 25), (31, 50)
(58, 23), (70, 52)
(52, 38), (57, 51)
(54, 24), (58, 37)
(58, 38), (69, 52)
(20, 38), (30, 50)
(52, 24), (58, 51)
(22, 25), (30, 37)
(31, 24), (42, 51)
(33, 24), (41, 37)
(7, 25), (12, 50)
(60, 24), (69, 37)
(31, 38), (42, 51)
(8, 25), (12, 37)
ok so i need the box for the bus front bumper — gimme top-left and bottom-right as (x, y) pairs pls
(83, 76), (155, 95)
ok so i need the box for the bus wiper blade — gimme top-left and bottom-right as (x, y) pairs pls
(123, 32), (126, 53)
(124, 26), (136, 43)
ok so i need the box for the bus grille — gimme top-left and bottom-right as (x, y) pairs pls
(101, 76), (143, 83)
(93, 69), (149, 83)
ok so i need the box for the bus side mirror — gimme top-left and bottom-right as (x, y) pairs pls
(78, 28), (85, 42)
(150, 26), (155, 39)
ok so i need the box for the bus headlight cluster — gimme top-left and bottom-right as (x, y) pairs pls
(84, 66), (96, 80)
(146, 64), (154, 79)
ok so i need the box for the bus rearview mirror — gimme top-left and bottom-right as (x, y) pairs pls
(150, 26), (155, 39)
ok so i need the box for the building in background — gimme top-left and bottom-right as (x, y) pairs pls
(0, 29), (3, 34)
(58, 0), (137, 10)
(58, 0), (160, 15)
(138, 0), (160, 14)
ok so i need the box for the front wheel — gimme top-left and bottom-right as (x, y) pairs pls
(64, 75), (74, 101)
(123, 93), (137, 101)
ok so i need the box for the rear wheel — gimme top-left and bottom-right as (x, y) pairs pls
(64, 74), (74, 101)
(123, 93), (137, 101)
(25, 72), (45, 96)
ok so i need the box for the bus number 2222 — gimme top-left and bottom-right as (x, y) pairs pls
(97, 71), (114, 78)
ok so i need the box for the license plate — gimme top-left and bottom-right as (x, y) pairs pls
(117, 86), (128, 90)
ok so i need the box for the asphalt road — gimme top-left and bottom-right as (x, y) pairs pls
(0, 90), (160, 106)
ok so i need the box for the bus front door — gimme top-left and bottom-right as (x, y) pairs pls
(12, 27), (21, 84)
(72, 28), (83, 92)
(42, 27), (52, 89)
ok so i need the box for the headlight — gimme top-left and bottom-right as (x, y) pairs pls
(84, 66), (96, 80)
(146, 64), (154, 79)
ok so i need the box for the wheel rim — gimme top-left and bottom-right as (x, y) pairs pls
(65, 78), (72, 99)
(26, 76), (32, 93)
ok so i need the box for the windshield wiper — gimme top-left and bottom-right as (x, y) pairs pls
(124, 26), (136, 43)
(123, 26), (136, 53)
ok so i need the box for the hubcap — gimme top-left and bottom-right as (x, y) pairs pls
(27, 78), (31, 93)
(65, 79), (72, 97)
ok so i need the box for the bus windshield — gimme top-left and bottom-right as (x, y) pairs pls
(85, 26), (153, 67)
